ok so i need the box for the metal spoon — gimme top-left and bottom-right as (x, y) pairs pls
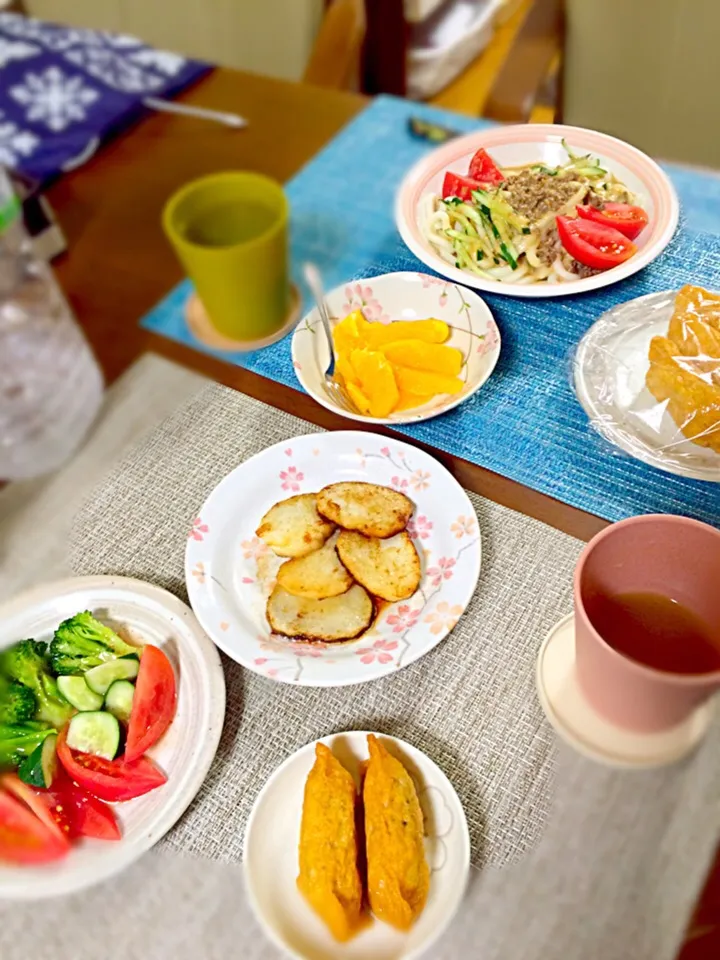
(302, 262), (359, 415)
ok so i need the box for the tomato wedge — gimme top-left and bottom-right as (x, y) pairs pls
(556, 215), (637, 270)
(576, 203), (649, 240)
(468, 147), (505, 185)
(125, 645), (177, 763)
(442, 171), (483, 202)
(0, 788), (69, 864)
(57, 728), (167, 802)
(0, 773), (72, 845)
(54, 767), (121, 841)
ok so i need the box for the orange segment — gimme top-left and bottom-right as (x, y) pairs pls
(382, 340), (463, 377)
(349, 349), (399, 418)
(363, 319), (449, 348)
(332, 310), (365, 355)
(345, 382), (372, 415)
(393, 390), (436, 412)
(335, 353), (360, 387)
(394, 367), (464, 396)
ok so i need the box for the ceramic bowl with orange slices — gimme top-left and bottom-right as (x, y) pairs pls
(291, 272), (501, 424)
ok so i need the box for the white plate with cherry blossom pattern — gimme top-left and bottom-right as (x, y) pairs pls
(244, 731), (470, 960)
(291, 271), (501, 424)
(185, 431), (481, 686)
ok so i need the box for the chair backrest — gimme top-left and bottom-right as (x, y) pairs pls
(563, 0), (720, 168)
(303, 0), (366, 90)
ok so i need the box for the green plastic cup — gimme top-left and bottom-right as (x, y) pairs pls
(163, 171), (290, 342)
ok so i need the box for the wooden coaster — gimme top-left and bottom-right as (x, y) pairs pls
(185, 284), (302, 352)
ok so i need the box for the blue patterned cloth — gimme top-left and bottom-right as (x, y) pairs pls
(141, 96), (720, 527)
(0, 13), (209, 184)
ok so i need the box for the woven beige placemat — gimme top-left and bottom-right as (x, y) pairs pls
(67, 382), (571, 869)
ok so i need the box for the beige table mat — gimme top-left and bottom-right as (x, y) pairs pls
(1, 354), (718, 960)
(67, 377), (567, 870)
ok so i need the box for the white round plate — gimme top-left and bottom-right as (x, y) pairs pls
(185, 431), (481, 686)
(244, 730), (471, 960)
(0, 576), (226, 900)
(574, 290), (720, 481)
(292, 271), (501, 424)
(536, 614), (714, 769)
(396, 123), (679, 298)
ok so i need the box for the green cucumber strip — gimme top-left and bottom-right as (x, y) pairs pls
(104, 680), (135, 725)
(57, 675), (104, 711)
(85, 657), (139, 696)
(66, 712), (120, 760)
(18, 734), (58, 788)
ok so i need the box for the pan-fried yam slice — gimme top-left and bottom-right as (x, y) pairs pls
(336, 531), (421, 602)
(256, 494), (335, 558)
(266, 584), (374, 642)
(276, 533), (353, 599)
(317, 482), (413, 539)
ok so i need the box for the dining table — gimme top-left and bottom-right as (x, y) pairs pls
(1, 65), (719, 959)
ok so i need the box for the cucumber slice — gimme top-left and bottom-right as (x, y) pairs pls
(18, 733), (58, 788)
(104, 680), (135, 724)
(57, 675), (104, 711)
(67, 712), (120, 760)
(85, 657), (139, 696)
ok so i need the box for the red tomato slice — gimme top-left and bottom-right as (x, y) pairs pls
(442, 171), (484, 202)
(0, 788), (70, 864)
(125, 645), (177, 763)
(556, 215), (637, 270)
(0, 773), (72, 846)
(468, 147), (505, 185)
(54, 768), (121, 841)
(57, 728), (167, 802)
(576, 203), (649, 240)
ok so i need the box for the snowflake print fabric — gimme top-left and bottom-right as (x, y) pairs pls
(0, 12), (209, 183)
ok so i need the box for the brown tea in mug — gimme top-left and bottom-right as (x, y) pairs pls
(586, 591), (720, 675)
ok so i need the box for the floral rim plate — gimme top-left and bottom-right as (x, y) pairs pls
(185, 432), (482, 686)
(291, 271), (501, 424)
(574, 290), (720, 481)
(395, 123), (679, 299)
(0, 576), (226, 900)
(243, 730), (470, 960)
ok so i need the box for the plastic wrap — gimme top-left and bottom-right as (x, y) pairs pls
(573, 285), (720, 481)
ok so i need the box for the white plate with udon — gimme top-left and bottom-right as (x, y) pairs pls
(395, 123), (679, 298)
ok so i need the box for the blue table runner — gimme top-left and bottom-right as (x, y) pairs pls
(141, 95), (720, 527)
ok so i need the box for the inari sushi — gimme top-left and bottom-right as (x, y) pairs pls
(363, 734), (430, 930)
(297, 743), (363, 941)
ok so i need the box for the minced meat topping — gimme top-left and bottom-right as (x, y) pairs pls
(502, 169), (588, 222)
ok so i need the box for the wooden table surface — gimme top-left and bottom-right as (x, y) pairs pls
(46, 67), (604, 544)
(42, 67), (719, 960)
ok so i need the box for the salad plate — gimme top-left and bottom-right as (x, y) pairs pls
(396, 123), (678, 298)
(0, 576), (225, 899)
(244, 730), (470, 960)
(185, 431), (482, 687)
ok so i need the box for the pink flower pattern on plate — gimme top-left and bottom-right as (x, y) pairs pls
(190, 561), (206, 583)
(425, 601), (464, 635)
(356, 638), (398, 665)
(409, 470), (431, 492)
(407, 514), (433, 540)
(451, 515), (477, 539)
(188, 518), (208, 541)
(390, 475), (409, 491)
(342, 282), (390, 324)
(280, 465), (304, 492)
(426, 557), (455, 587)
(418, 273), (445, 288)
(241, 537), (268, 560)
(386, 605), (420, 633)
(477, 323), (500, 356)
(285, 642), (324, 658)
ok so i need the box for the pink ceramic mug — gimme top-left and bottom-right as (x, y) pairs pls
(574, 514), (720, 733)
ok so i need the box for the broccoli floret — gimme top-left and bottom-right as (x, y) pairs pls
(48, 611), (137, 676)
(0, 639), (73, 729)
(0, 676), (37, 724)
(0, 722), (53, 771)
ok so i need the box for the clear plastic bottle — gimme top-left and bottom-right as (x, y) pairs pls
(0, 168), (103, 480)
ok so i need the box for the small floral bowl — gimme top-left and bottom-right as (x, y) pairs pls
(291, 271), (501, 424)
